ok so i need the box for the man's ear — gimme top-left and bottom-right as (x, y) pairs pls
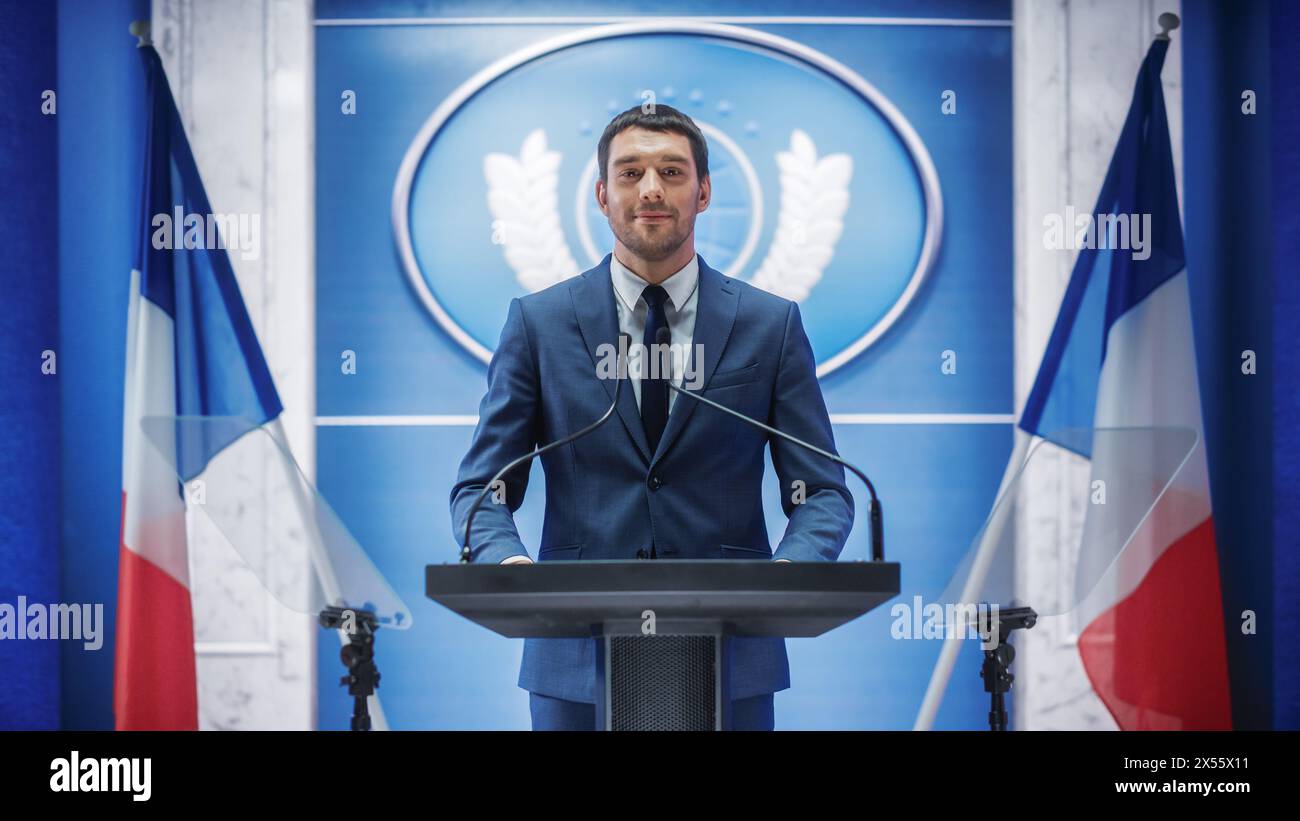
(697, 175), (711, 213)
(595, 178), (608, 216)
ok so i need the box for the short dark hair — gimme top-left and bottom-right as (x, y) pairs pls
(597, 103), (709, 184)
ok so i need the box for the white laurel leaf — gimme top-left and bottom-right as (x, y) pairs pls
(748, 129), (853, 302)
(484, 128), (580, 293)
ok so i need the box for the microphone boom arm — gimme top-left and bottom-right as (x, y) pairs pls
(460, 334), (631, 563)
(665, 379), (885, 562)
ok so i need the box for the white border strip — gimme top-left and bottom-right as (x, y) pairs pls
(832, 413), (1015, 425)
(316, 413), (1014, 427)
(318, 17), (1013, 28)
(317, 415), (482, 426)
(195, 641), (278, 656)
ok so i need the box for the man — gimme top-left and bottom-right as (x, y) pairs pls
(450, 104), (854, 730)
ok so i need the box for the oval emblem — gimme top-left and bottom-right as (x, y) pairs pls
(393, 21), (942, 376)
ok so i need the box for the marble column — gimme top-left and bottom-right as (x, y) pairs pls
(152, 0), (317, 730)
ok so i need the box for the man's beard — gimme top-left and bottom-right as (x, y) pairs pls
(612, 212), (690, 261)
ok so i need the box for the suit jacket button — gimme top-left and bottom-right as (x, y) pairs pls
(635, 549), (649, 559)
(648, 475), (662, 491)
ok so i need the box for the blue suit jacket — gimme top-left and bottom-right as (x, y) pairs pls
(449, 253), (854, 702)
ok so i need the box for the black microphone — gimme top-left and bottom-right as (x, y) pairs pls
(656, 325), (885, 561)
(460, 332), (632, 563)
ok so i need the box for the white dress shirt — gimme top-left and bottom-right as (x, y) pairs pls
(609, 251), (700, 414)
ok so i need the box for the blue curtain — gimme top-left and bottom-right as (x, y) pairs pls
(0, 0), (60, 731)
(1182, 0), (1286, 730)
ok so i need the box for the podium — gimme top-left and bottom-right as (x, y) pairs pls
(425, 559), (899, 730)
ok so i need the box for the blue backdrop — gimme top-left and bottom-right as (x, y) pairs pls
(314, 0), (1014, 729)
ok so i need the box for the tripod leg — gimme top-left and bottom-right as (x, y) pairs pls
(352, 696), (372, 731)
(989, 692), (1007, 732)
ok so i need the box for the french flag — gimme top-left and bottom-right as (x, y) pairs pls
(114, 46), (282, 731)
(1019, 37), (1232, 730)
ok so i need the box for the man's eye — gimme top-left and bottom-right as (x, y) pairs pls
(663, 169), (679, 176)
(621, 170), (639, 178)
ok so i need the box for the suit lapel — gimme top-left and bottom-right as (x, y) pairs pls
(651, 257), (738, 468)
(571, 254), (653, 465)
(570, 253), (739, 470)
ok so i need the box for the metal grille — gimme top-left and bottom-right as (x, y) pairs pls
(609, 634), (716, 731)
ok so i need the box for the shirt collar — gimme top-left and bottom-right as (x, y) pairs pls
(610, 251), (699, 314)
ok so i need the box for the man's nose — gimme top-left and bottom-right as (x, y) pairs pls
(638, 170), (665, 199)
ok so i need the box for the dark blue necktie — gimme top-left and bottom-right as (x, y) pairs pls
(640, 284), (670, 457)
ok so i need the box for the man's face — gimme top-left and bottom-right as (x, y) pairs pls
(597, 126), (710, 261)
